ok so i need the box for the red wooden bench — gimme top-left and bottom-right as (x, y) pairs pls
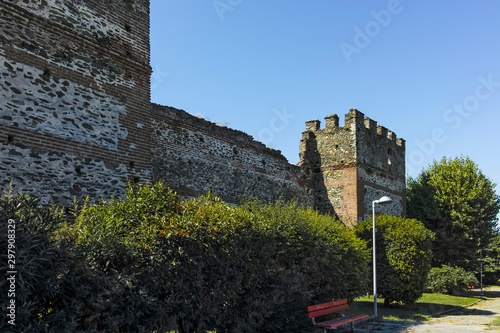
(307, 299), (369, 332)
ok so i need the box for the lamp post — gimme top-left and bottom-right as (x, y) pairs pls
(372, 196), (392, 317)
(480, 248), (489, 295)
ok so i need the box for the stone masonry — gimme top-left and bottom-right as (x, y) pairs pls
(0, 0), (151, 204)
(151, 104), (313, 206)
(0, 0), (405, 225)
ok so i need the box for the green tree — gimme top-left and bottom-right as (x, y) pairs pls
(483, 234), (500, 285)
(355, 215), (434, 305)
(407, 156), (500, 270)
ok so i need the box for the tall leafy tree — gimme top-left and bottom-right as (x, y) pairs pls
(407, 156), (500, 270)
(483, 234), (500, 285)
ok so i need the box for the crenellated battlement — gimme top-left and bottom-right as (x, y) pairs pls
(302, 109), (404, 165)
(306, 109), (405, 147)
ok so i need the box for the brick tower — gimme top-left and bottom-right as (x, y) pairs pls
(299, 108), (406, 226)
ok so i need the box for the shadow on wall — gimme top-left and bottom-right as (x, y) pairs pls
(300, 132), (336, 218)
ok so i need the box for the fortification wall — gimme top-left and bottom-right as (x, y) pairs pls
(151, 104), (313, 206)
(0, 2), (405, 225)
(0, 0), (151, 204)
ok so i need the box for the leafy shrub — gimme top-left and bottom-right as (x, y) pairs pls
(355, 215), (434, 305)
(0, 185), (178, 332)
(4, 182), (369, 332)
(427, 265), (479, 295)
(214, 198), (370, 332)
(67, 182), (370, 333)
(63, 182), (179, 332)
(0, 192), (94, 332)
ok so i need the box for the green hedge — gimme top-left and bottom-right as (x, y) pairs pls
(355, 215), (434, 305)
(2, 183), (371, 332)
(63, 182), (180, 332)
(66, 182), (370, 332)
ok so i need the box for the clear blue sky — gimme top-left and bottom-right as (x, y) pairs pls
(150, 1), (500, 198)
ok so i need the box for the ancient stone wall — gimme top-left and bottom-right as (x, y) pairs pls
(151, 104), (313, 206)
(0, 0), (151, 204)
(0, 1), (405, 225)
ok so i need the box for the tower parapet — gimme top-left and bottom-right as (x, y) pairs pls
(305, 120), (321, 132)
(324, 114), (340, 129)
(299, 108), (406, 226)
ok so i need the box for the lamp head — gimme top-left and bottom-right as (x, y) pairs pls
(375, 196), (392, 205)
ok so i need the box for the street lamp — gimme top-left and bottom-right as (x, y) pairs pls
(372, 196), (392, 317)
(480, 248), (489, 295)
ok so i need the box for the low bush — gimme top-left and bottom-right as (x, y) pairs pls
(63, 182), (179, 332)
(427, 265), (479, 295)
(67, 182), (370, 332)
(219, 198), (370, 332)
(2, 183), (371, 332)
(0, 192), (93, 332)
(355, 215), (434, 305)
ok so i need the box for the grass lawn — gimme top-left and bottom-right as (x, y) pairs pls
(349, 292), (481, 322)
(490, 316), (500, 327)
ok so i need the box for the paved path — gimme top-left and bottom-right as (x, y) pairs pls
(352, 286), (500, 332)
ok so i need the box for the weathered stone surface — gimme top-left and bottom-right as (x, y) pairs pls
(0, 0), (151, 206)
(0, 143), (152, 205)
(0, 56), (127, 150)
(151, 104), (313, 206)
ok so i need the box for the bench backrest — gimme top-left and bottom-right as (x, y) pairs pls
(307, 299), (349, 319)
